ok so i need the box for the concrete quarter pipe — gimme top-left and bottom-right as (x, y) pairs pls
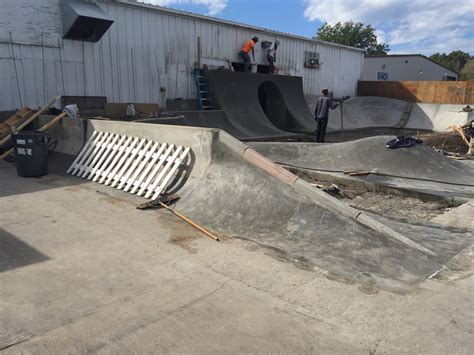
(207, 70), (316, 136)
(144, 71), (317, 141)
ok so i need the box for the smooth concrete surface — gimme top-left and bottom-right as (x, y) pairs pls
(432, 200), (474, 230)
(39, 116), (214, 179)
(406, 103), (473, 131)
(207, 70), (316, 134)
(176, 140), (472, 290)
(143, 70), (317, 141)
(328, 96), (472, 132)
(137, 110), (301, 142)
(1, 159), (473, 354)
(33, 118), (473, 293)
(250, 136), (474, 199)
(143, 93), (471, 144)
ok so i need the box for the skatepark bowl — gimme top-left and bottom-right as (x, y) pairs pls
(2, 106), (474, 352)
(11, 116), (471, 295)
(138, 71), (473, 202)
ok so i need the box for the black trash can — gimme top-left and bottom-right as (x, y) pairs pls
(12, 131), (49, 177)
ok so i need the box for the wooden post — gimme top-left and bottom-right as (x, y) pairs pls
(339, 100), (344, 140)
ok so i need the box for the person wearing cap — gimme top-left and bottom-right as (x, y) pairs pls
(314, 88), (338, 142)
(239, 37), (259, 72)
(267, 40), (279, 74)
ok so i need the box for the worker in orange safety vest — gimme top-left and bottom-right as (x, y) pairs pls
(239, 37), (259, 72)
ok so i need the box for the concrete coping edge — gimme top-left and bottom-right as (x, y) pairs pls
(217, 130), (436, 256)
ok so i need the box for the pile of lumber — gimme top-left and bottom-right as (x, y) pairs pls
(0, 96), (65, 161)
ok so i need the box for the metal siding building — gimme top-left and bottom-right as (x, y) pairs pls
(361, 55), (458, 81)
(0, 0), (365, 111)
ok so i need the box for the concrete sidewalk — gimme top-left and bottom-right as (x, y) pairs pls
(1, 160), (473, 354)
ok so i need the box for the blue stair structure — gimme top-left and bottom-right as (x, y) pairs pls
(193, 69), (213, 110)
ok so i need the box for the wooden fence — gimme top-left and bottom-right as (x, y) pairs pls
(357, 81), (473, 104)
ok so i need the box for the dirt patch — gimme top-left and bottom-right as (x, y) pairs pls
(95, 190), (129, 206)
(168, 233), (198, 254)
(295, 170), (458, 222)
(418, 131), (469, 155)
(154, 212), (199, 254)
(65, 186), (82, 192)
(342, 191), (455, 222)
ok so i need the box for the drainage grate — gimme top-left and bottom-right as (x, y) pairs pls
(67, 131), (190, 200)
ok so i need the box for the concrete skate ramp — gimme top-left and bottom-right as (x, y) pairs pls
(142, 71), (317, 141)
(250, 137), (474, 199)
(136, 110), (298, 141)
(328, 96), (472, 132)
(46, 118), (473, 293)
(206, 70), (316, 135)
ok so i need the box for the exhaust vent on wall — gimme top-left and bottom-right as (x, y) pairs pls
(304, 51), (320, 69)
(62, 0), (114, 42)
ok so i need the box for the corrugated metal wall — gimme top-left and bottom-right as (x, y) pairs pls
(0, 0), (364, 111)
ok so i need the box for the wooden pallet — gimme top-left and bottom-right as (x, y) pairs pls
(0, 96), (61, 149)
(67, 131), (191, 200)
(0, 112), (66, 161)
(0, 107), (36, 140)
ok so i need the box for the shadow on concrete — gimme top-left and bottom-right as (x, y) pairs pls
(0, 152), (88, 198)
(0, 228), (49, 272)
(258, 81), (291, 131)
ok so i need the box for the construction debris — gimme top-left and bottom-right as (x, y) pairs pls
(141, 194), (220, 242)
(448, 124), (470, 147)
(0, 111), (66, 161)
(0, 107), (37, 140)
(0, 96), (60, 149)
(137, 193), (219, 241)
(136, 194), (180, 210)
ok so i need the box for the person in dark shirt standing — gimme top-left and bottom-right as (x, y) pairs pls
(314, 88), (337, 142)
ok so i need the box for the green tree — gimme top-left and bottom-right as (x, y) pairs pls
(459, 57), (474, 82)
(315, 21), (390, 55)
(429, 50), (470, 73)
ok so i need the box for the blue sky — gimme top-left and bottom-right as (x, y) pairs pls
(139, 0), (474, 55)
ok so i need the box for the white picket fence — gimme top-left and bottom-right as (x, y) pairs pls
(67, 131), (190, 200)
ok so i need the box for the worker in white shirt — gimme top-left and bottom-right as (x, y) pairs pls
(267, 40), (279, 74)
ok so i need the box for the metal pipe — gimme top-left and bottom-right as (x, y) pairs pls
(9, 31), (23, 108)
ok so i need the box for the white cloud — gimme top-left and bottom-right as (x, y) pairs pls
(138, 0), (227, 15)
(374, 29), (385, 44)
(304, 0), (474, 54)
